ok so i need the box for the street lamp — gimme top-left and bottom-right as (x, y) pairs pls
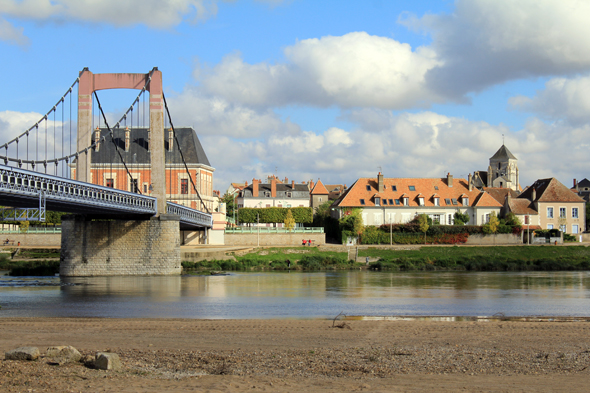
(526, 214), (530, 245)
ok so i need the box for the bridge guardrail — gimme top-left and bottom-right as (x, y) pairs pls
(226, 227), (324, 234)
(167, 202), (213, 228)
(0, 227), (62, 234)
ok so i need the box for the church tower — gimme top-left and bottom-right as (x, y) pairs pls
(488, 144), (519, 191)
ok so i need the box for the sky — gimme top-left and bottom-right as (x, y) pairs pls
(1, 0), (589, 193)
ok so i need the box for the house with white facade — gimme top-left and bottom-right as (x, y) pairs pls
(331, 173), (502, 226)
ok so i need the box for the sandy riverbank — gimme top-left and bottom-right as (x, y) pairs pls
(1, 318), (590, 392)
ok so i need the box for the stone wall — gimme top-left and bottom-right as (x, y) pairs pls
(465, 233), (522, 245)
(60, 214), (181, 276)
(1, 234), (61, 247)
(225, 232), (325, 246)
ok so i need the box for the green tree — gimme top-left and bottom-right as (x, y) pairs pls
(339, 208), (364, 237)
(19, 220), (29, 233)
(221, 192), (237, 223)
(417, 214), (429, 244)
(453, 211), (470, 225)
(284, 209), (296, 232)
(483, 212), (500, 234)
(313, 200), (333, 227)
(504, 212), (521, 227)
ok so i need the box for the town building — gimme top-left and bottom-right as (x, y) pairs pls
(511, 178), (585, 234)
(74, 127), (216, 212)
(571, 178), (590, 203)
(238, 175), (310, 209)
(330, 173), (502, 226)
(473, 144), (520, 192)
(310, 180), (347, 212)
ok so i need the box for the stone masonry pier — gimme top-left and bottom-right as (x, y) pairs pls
(60, 214), (181, 276)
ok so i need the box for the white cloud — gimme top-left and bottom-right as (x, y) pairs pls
(200, 32), (443, 110)
(401, 0), (590, 98)
(510, 76), (590, 125)
(0, 17), (28, 46)
(0, 0), (219, 36)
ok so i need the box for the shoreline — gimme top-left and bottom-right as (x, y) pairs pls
(2, 317), (590, 392)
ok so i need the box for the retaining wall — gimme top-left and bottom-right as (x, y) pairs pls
(225, 232), (325, 246)
(60, 214), (181, 276)
(465, 233), (522, 245)
(1, 233), (61, 247)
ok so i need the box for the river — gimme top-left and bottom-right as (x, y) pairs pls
(1, 271), (589, 319)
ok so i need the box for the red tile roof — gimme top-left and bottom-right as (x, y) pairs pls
(333, 177), (502, 208)
(310, 179), (330, 195)
(508, 199), (538, 215)
(483, 187), (518, 204)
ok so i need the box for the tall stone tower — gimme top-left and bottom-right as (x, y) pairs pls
(487, 144), (519, 191)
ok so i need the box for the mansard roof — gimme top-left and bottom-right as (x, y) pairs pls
(490, 144), (517, 161)
(91, 127), (211, 167)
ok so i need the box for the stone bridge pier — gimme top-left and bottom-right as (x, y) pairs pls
(60, 215), (181, 276)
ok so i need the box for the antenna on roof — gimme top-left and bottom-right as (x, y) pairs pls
(502, 134), (505, 145)
(378, 166), (382, 173)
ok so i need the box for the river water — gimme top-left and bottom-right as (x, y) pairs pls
(1, 271), (590, 319)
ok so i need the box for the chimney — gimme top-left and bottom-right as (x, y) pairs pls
(378, 172), (384, 193)
(168, 128), (174, 152)
(291, 180), (295, 190)
(271, 177), (277, 198)
(574, 179), (579, 191)
(487, 165), (492, 187)
(94, 127), (100, 152)
(245, 180), (248, 187)
(252, 179), (259, 197)
(125, 127), (130, 152)
(284, 177), (288, 183)
(447, 173), (453, 187)
(468, 173), (473, 191)
(531, 187), (536, 202)
(310, 180), (315, 190)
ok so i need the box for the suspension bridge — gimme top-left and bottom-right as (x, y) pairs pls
(0, 68), (218, 276)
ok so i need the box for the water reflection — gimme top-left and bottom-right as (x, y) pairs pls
(1, 271), (589, 319)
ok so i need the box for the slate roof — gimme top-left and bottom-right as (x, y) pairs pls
(242, 182), (310, 196)
(490, 144), (517, 160)
(91, 127), (211, 167)
(518, 178), (584, 203)
(332, 177), (502, 208)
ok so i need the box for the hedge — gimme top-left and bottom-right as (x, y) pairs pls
(238, 207), (312, 224)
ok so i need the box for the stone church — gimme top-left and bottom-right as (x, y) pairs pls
(472, 144), (520, 192)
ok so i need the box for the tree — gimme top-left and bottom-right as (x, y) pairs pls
(313, 200), (333, 227)
(417, 214), (429, 244)
(19, 221), (29, 233)
(483, 212), (499, 234)
(453, 211), (470, 225)
(504, 212), (521, 227)
(339, 208), (364, 237)
(221, 192), (237, 223)
(284, 209), (296, 232)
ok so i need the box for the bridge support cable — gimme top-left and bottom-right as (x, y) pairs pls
(162, 92), (211, 214)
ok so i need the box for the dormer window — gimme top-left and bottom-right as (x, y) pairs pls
(434, 197), (440, 206)
(418, 197), (424, 206)
(375, 197), (380, 206)
(403, 197), (409, 206)
(463, 197), (469, 206)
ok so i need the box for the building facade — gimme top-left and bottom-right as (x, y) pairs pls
(238, 176), (310, 209)
(331, 173), (502, 226)
(473, 144), (520, 192)
(73, 127), (216, 212)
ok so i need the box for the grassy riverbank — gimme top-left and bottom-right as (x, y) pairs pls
(184, 245), (590, 273)
(0, 249), (60, 276)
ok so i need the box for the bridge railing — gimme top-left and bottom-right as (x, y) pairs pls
(0, 227), (62, 234)
(0, 164), (157, 214)
(166, 202), (213, 228)
(226, 227), (324, 234)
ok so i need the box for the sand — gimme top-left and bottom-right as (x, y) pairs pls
(1, 318), (590, 392)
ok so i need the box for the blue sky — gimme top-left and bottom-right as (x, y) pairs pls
(1, 0), (589, 192)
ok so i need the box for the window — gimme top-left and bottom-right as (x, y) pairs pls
(573, 225), (579, 234)
(485, 213), (490, 223)
(266, 204), (271, 208)
(382, 199), (388, 205)
(265, 192), (271, 197)
(573, 207), (579, 218)
(434, 198), (439, 206)
(524, 215), (529, 225)
(106, 179), (114, 188)
(451, 198), (458, 205)
(448, 214), (453, 225)
(432, 214), (441, 224)
(395, 199), (400, 205)
(434, 186), (439, 190)
(547, 207), (554, 218)
(143, 184), (148, 193)
(389, 199), (394, 205)
(445, 198), (451, 205)
(559, 207), (566, 218)
(403, 197), (409, 206)
(409, 186), (415, 191)
(287, 192), (292, 198)
(375, 198), (380, 206)
(560, 225), (567, 233)
(287, 204), (291, 208)
(463, 197), (469, 206)
(180, 179), (188, 194)
(319, 197), (322, 202)
(360, 199), (366, 205)
(392, 186), (397, 191)
(130, 179), (138, 193)
(418, 197), (424, 206)
(547, 224), (554, 229)
(366, 185), (371, 191)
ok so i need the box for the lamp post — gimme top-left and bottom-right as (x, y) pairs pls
(527, 214), (530, 245)
(257, 212), (260, 247)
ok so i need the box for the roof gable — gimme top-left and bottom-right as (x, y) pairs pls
(310, 179), (329, 195)
(490, 144), (517, 160)
(519, 178), (585, 203)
